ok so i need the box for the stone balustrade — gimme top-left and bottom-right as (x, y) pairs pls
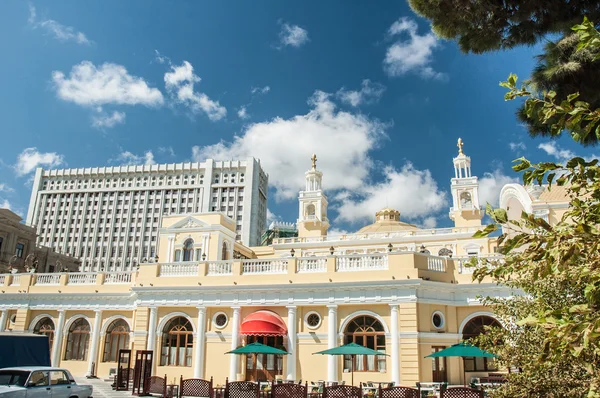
(336, 253), (388, 272)
(0, 251), (497, 292)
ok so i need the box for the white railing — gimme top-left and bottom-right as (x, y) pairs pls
(9, 275), (20, 286)
(242, 259), (288, 274)
(272, 226), (480, 244)
(159, 263), (198, 277)
(336, 254), (388, 272)
(206, 261), (233, 276)
(297, 257), (327, 273)
(68, 273), (98, 285)
(104, 271), (133, 284)
(456, 255), (504, 274)
(36, 273), (61, 285)
(0, 275), (5, 285)
(427, 256), (446, 272)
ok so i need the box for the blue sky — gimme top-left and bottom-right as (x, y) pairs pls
(0, 1), (596, 232)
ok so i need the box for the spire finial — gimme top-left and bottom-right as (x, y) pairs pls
(311, 153), (317, 170)
(457, 138), (464, 155)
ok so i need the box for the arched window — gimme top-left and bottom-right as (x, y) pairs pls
(102, 319), (130, 362)
(306, 204), (316, 217)
(438, 248), (453, 257)
(33, 317), (55, 352)
(222, 242), (229, 260)
(460, 192), (472, 208)
(462, 316), (501, 372)
(160, 317), (193, 367)
(64, 318), (90, 361)
(343, 316), (386, 372)
(183, 239), (194, 262)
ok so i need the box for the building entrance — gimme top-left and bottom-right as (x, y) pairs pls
(244, 336), (284, 382)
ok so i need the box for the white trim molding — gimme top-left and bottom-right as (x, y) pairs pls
(100, 315), (133, 335)
(338, 309), (390, 334)
(28, 313), (55, 331)
(458, 311), (499, 336)
(156, 311), (197, 334)
(63, 314), (93, 333)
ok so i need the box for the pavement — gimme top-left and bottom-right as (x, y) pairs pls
(74, 377), (133, 398)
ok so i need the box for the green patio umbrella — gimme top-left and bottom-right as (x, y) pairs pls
(226, 342), (289, 381)
(313, 342), (389, 386)
(426, 342), (497, 386)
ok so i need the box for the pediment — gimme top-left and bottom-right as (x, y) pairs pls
(168, 216), (209, 230)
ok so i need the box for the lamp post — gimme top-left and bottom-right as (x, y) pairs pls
(387, 243), (393, 253)
(290, 248), (295, 257)
(202, 253), (206, 261)
(419, 244), (427, 253)
(329, 246), (335, 256)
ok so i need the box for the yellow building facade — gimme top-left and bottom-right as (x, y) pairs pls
(1, 141), (544, 387)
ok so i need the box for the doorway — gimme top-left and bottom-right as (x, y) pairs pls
(431, 346), (447, 382)
(244, 336), (284, 381)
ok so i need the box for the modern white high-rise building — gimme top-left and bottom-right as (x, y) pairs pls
(25, 158), (268, 271)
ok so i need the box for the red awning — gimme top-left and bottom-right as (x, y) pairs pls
(240, 310), (288, 336)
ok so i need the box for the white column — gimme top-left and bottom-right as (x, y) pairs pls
(229, 307), (241, 381)
(389, 304), (400, 385)
(87, 310), (103, 376)
(147, 307), (158, 351)
(167, 237), (174, 262)
(194, 307), (207, 378)
(327, 305), (338, 381)
(286, 306), (297, 380)
(0, 310), (8, 332)
(51, 310), (66, 366)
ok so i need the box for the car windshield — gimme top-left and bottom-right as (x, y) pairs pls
(0, 370), (30, 387)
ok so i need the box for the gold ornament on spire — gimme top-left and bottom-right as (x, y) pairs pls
(457, 138), (464, 155)
(311, 153), (317, 170)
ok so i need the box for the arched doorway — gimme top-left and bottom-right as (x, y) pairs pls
(240, 310), (287, 381)
(461, 315), (501, 372)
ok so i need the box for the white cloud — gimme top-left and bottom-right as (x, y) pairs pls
(0, 184), (14, 193)
(154, 49), (170, 65)
(337, 79), (386, 107)
(335, 164), (448, 224)
(158, 146), (176, 156)
(14, 148), (65, 176)
(384, 17), (445, 79)
(251, 86), (271, 95)
(479, 169), (519, 207)
(112, 150), (156, 166)
(52, 61), (164, 107)
(509, 142), (526, 152)
(421, 216), (437, 229)
(0, 199), (12, 210)
(92, 111), (126, 129)
(267, 209), (281, 224)
(164, 61), (227, 121)
(278, 23), (309, 48)
(194, 91), (385, 200)
(29, 5), (92, 45)
(237, 106), (249, 119)
(328, 227), (351, 236)
(538, 142), (576, 163)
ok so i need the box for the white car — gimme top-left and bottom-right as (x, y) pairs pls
(0, 367), (93, 398)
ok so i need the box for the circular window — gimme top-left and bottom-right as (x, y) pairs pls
(432, 311), (445, 329)
(304, 311), (322, 329)
(213, 312), (228, 329)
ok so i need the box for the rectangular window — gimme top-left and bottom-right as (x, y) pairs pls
(15, 243), (24, 258)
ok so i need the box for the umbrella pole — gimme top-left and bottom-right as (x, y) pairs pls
(352, 354), (355, 386)
(463, 357), (466, 387)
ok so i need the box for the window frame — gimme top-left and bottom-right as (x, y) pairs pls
(102, 319), (130, 363)
(160, 317), (194, 367)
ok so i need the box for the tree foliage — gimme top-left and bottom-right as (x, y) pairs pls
(468, 19), (600, 398)
(407, 0), (600, 54)
(516, 32), (600, 145)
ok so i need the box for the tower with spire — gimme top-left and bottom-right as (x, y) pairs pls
(449, 138), (483, 227)
(297, 154), (329, 237)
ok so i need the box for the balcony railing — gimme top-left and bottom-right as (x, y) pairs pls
(207, 261), (233, 276)
(336, 254), (388, 272)
(10, 275), (21, 286)
(456, 255), (504, 274)
(242, 259), (288, 274)
(159, 263), (198, 277)
(68, 273), (97, 285)
(297, 257), (327, 273)
(104, 271), (133, 284)
(36, 274), (61, 285)
(426, 256), (446, 272)
(0, 275), (4, 285)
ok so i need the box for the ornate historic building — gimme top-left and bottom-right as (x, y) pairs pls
(1, 140), (564, 386)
